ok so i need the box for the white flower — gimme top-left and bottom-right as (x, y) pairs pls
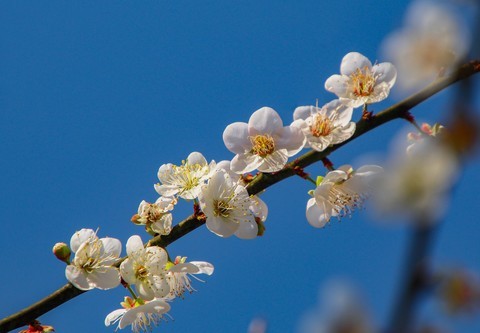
(215, 160), (269, 223)
(105, 296), (170, 333)
(154, 152), (215, 200)
(131, 197), (176, 235)
(120, 235), (170, 301)
(165, 256), (214, 299)
(292, 100), (356, 152)
(325, 52), (397, 108)
(223, 107), (305, 173)
(65, 228), (121, 291)
(374, 140), (458, 222)
(306, 165), (382, 228)
(382, 1), (469, 90)
(198, 169), (258, 239)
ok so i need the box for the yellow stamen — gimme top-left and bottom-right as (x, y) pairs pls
(310, 114), (333, 137)
(250, 135), (275, 157)
(350, 66), (376, 97)
(213, 199), (233, 218)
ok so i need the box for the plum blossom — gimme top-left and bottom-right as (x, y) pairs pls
(66, 228), (121, 291)
(306, 165), (382, 228)
(382, 1), (470, 90)
(373, 140), (458, 222)
(223, 107), (305, 173)
(215, 160), (269, 224)
(198, 169), (258, 239)
(165, 256), (214, 299)
(292, 100), (356, 152)
(154, 152), (215, 200)
(120, 235), (170, 301)
(131, 196), (176, 235)
(325, 52), (397, 108)
(105, 296), (170, 333)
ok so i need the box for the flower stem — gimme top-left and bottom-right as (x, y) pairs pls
(126, 284), (138, 300)
(403, 111), (427, 136)
(306, 176), (316, 185)
(321, 158), (334, 171)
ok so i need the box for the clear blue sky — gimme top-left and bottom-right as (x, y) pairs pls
(1, 1), (479, 332)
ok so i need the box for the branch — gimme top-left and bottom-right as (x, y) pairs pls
(1, 60), (479, 332)
(387, 225), (435, 333)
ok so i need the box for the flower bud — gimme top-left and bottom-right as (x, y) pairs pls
(52, 242), (71, 263)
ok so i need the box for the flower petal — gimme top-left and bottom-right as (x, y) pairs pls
(257, 149), (288, 173)
(249, 196), (268, 222)
(248, 107), (283, 136)
(187, 152), (207, 166)
(105, 309), (126, 327)
(66, 265), (92, 290)
(306, 198), (329, 228)
(145, 246), (168, 270)
(325, 75), (349, 98)
(169, 262), (200, 274)
(323, 169), (348, 183)
(136, 279), (157, 301)
(274, 126), (306, 156)
(372, 62), (397, 88)
(230, 153), (263, 174)
(190, 261), (215, 275)
(330, 123), (356, 145)
(293, 106), (315, 121)
(87, 267), (121, 290)
(340, 52), (372, 75)
(154, 183), (179, 198)
(355, 164), (384, 177)
(70, 228), (96, 253)
(206, 216), (238, 237)
(323, 100), (353, 127)
(234, 217), (258, 239)
(215, 160), (239, 181)
(223, 122), (251, 154)
(120, 258), (137, 285)
(126, 235), (144, 257)
(100, 237), (122, 262)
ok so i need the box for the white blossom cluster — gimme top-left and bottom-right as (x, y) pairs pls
(52, 38), (467, 331)
(52, 50), (395, 333)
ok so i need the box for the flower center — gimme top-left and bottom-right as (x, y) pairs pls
(327, 183), (363, 218)
(145, 204), (163, 223)
(213, 199), (233, 218)
(350, 66), (376, 97)
(136, 265), (149, 280)
(81, 257), (97, 273)
(250, 135), (275, 157)
(310, 114), (333, 137)
(169, 162), (207, 195)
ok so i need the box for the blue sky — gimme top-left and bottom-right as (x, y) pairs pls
(1, 1), (479, 332)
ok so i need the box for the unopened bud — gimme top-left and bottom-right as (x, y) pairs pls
(131, 214), (141, 224)
(52, 242), (71, 264)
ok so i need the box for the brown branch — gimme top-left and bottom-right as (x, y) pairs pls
(0, 284), (85, 333)
(1, 60), (479, 333)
